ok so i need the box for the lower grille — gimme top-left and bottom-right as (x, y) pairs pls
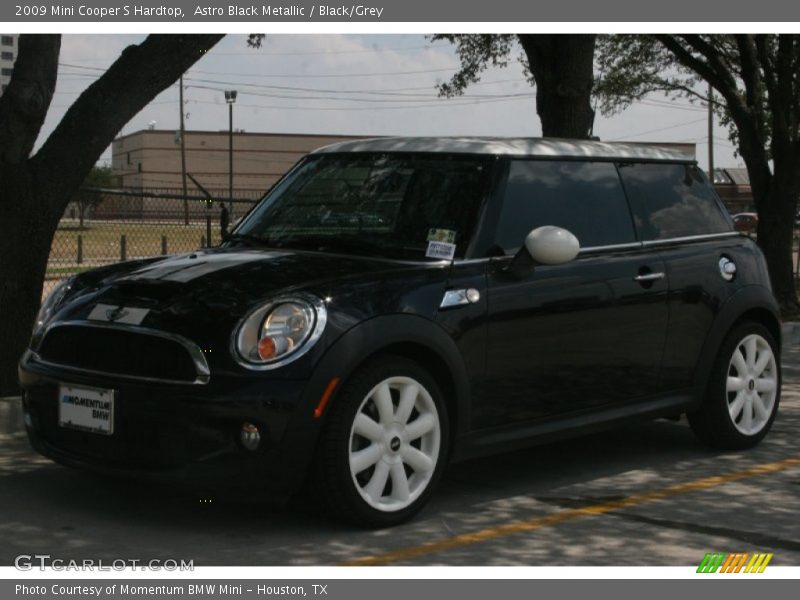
(37, 323), (208, 384)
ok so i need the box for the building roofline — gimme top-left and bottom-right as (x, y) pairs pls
(113, 129), (374, 143)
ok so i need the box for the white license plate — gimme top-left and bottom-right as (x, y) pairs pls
(58, 384), (115, 435)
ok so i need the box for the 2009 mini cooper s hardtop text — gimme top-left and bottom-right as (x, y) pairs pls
(20, 137), (782, 526)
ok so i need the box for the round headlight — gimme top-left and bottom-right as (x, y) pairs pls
(234, 295), (327, 369)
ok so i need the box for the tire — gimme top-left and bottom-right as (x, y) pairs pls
(688, 321), (781, 450)
(313, 355), (449, 527)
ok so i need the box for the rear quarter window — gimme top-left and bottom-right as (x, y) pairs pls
(616, 162), (732, 240)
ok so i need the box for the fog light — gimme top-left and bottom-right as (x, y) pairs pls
(240, 422), (261, 451)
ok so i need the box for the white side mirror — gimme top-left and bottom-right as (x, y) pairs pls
(524, 226), (580, 265)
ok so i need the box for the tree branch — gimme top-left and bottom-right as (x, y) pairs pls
(0, 35), (60, 165)
(32, 34), (224, 214)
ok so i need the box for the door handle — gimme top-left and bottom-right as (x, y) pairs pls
(633, 272), (665, 282)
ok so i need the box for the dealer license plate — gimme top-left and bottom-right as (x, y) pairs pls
(58, 384), (115, 435)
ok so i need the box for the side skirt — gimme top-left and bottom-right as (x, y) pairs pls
(451, 391), (697, 462)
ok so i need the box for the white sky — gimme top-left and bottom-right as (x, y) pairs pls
(38, 33), (742, 171)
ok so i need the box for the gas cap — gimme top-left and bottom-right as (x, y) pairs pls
(719, 256), (737, 281)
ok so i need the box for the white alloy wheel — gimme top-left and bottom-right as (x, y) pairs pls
(725, 333), (778, 436)
(348, 376), (441, 512)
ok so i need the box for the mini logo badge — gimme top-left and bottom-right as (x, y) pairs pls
(105, 306), (129, 322)
(87, 303), (150, 325)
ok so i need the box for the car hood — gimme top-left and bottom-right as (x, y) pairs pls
(56, 247), (429, 332)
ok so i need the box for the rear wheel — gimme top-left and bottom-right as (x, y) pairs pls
(689, 322), (780, 449)
(314, 356), (449, 527)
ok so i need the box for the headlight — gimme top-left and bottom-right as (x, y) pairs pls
(233, 295), (327, 369)
(33, 278), (74, 335)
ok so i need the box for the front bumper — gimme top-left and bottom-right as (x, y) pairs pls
(18, 352), (324, 500)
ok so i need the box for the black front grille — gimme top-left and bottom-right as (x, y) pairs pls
(38, 324), (200, 383)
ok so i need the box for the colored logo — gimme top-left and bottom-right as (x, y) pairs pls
(697, 552), (773, 573)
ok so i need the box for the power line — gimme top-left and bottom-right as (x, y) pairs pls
(59, 62), (460, 79)
(608, 118), (708, 141)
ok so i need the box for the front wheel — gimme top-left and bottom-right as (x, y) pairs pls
(688, 321), (781, 450)
(313, 356), (449, 527)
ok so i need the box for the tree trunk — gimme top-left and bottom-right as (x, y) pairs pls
(518, 34), (597, 139)
(755, 164), (800, 312)
(0, 165), (57, 395)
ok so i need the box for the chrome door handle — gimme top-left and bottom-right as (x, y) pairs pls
(633, 272), (665, 282)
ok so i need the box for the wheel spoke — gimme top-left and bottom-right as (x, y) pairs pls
(353, 413), (383, 442)
(395, 383), (418, 425)
(752, 350), (773, 377)
(731, 348), (748, 375)
(727, 376), (746, 392)
(744, 337), (758, 370)
(405, 413), (436, 441)
(752, 394), (770, 422)
(364, 460), (390, 501)
(401, 446), (434, 473)
(755, 377), (776, 393)
(740, 396), (754, 432)
(373, 383), (395, 426)
(390, 462), (410, 502)
(728, 391), (745, 421)
(350, 443), (383, 474)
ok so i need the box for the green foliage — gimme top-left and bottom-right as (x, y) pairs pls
(594, 35), (782, 158)
(429, 34), (531, 97)
(71, 166), (118, 225)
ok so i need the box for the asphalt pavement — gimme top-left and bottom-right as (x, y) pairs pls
(1, 325), (799, 567)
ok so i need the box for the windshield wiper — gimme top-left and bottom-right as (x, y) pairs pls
(224, 232), (271, 247)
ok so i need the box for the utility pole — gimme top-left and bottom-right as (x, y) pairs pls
(179, 75), (189, 225)
(707, 83), (715, 182)
(224, 90), (237, 219)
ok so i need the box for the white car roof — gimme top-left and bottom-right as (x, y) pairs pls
(311, 137), (694, 162)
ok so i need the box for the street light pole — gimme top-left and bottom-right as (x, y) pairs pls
(224, 90), (237, 217)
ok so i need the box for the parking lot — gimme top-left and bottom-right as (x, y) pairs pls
(1, 326), (799, 567)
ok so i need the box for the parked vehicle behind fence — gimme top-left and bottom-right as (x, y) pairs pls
(20, 138), (782, 526)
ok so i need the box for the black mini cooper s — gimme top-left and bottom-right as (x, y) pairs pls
(20, 137), (782, 526)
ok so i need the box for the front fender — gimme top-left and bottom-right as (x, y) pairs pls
(281, 314), (471, 482)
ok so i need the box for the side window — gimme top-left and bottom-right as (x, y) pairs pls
(617, 162), (732, 240)
(494, 160), (635, 253)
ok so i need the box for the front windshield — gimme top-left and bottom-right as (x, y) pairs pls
(233, 152), (493, 260)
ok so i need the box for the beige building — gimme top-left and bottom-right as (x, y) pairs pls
(111, 129), (366, 196)
(1, 34), (19, 95)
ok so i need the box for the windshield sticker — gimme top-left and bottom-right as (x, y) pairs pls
(427, 228), (457, 244)
(426, 241), (457, 261)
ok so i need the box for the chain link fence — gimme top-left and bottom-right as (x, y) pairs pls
(45, 187), (262, 296)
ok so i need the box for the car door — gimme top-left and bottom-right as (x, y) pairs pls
(476, 159), (670, 429)
(617, 161), (739, 392)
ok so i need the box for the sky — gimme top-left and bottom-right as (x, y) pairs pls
(39, 34), (742, 171)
